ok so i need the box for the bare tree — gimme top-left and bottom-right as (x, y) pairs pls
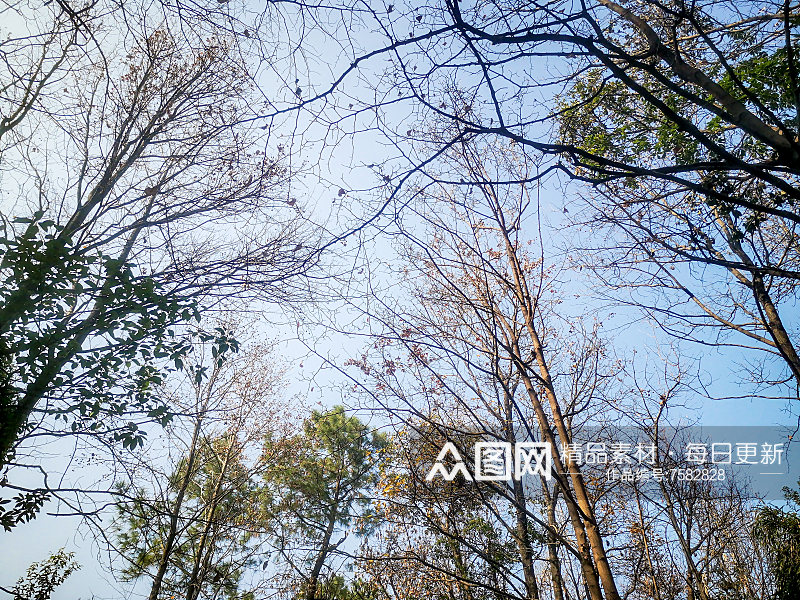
(111, 335), (295, 600)
(256, 0), (800, 403)
(0, 0), (320, 474)
(328, 136), (635, 600)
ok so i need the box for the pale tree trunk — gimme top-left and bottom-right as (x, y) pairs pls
(502, 387), (540, 600)
(633, 486), (662, 600)
(148, 416), (204, 600)
(656, 482), (709, 600)
(483, 255), (604, 600)
(542, 484), (566, 600)
(497, 211), (621, 600)
(513, 358), (605, 600)
(185, 436), (236, 600)
(459, 148), (621, 600)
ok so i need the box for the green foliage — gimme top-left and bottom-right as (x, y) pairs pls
(556, 27), (800, 397)
(0, 211), (214, 465)
(263, 406), (387, 595)
(753, 483), (800, 600)
(7, 549), (79, 600)
(718, 47), (800, 119)
(559, 70), (701, 169)
(114, 433), (260, 600)
(0, 216), (245, 530)
(265, 406), (387, 535)
(559, 43), (799, 224)
(0, 489), (49, 532)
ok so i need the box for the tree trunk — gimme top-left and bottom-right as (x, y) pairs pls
(542, 484), (566, 600)
(186, 436), (236, 600)
(148, 415), (205, 600)
(0, 201), (151, 468)
(498, 223), (621, 600)
(513, 360), (605, 600)
(502, 387), (540, 600)
(306, 509), (339, 600)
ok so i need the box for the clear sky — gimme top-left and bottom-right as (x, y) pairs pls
(1, 1), (797, 597)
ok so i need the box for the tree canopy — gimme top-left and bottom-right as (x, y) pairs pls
(2, 1), (800, 599)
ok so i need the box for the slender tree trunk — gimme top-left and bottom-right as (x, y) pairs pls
(718, 212), (800, 386)
(455, 145), (619, 600)
(186, 436), (236, 600)
(656, 481), (709, 600)
(498, 225), (621, 600)
(542, 484), (566, 600)
(513, 360), (604, 600)
(442, 508), (476, 600)
(502, 387), (540, 600)
(148, 416), (205, 600)
(306, 509), (338, 600)
(633, 487), (661, 600)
